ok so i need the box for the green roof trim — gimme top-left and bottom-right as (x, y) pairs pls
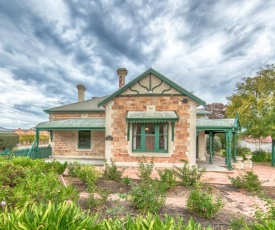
(98, 68), (206, 107)
(36, 118), (105, 130)
(126, 111), (179, 123)
(196, 118), (241, 131)
(44, 96), (108, 113)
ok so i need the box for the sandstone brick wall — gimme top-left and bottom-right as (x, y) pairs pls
(110, 96), (190, 164)
(52, 130), (105, 158)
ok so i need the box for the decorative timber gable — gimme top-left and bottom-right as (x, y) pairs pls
(98, 68), (205, 107)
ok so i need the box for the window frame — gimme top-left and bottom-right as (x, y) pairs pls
(78, 130), (91, 149)
(132, 123), (168, 153)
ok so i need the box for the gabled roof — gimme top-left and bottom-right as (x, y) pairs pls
(98, 68), (206, 107)
(44, 96), (108, 113)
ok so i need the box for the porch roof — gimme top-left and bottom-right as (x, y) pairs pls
(196, 118), (241, 132)
(126, 111), (179, 123)
(36, 118), (105, 130)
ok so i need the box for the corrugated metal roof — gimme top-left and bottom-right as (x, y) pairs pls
(36, 118), (105, 130)
(126, 111), (178, 123)
(196, 119), (236, 127)
(44, 96), (108, 113)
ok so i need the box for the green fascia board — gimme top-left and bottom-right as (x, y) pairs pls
(197, 126), (238, 131)
(98, 68), (206, 107)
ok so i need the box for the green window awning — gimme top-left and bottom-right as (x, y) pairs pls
(36, 118), (105, 130)
(126, 111), (179, 123)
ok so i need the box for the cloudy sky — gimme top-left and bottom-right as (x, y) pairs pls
(1, 0), (275, 129)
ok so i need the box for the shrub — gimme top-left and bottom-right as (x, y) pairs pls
(187, 188), (224, 219)
(47, 160), (67, 174)
(228, 171), (262, 192)
(0, 159), (78, 209)
(103, 158), (125, 182)
(0, 133), (19, 150)
(252, 149), (270, 162)
(173, 161), (204, 187)
(121, 176), (132, 185)
(236, 147), (251, 158)
(157, 168), (177, 190)
(255, 197), (275, 221)
(136, 156), (154, 182)
(130, 180), (166, 213)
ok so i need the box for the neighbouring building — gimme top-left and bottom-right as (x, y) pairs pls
(36, 68), (240, 168)
(238, 136), (272, 152)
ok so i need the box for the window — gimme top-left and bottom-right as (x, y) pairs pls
(78, 131), (91, 149)
(132, 123), (168, 152)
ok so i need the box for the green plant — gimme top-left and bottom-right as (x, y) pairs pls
(0, 201), (101, 229)
(157, 168), (177, 190)
(121, 176), (132, 185)
(252, 149), (270, 162)
(46, 160), (68, 174)
(136, 156), (154, 182)
(187, 188), (224, 219)
(228, 171), (262, 192)
(0, 133), (19, 150)
(236, 147), (251, 158)
(206, 135), (222, 152)
(255, 197), (275, 221)
(173, 161), (204, 187)
(230, 217), (247, 230)
(130, 180), (166, 213)
(103, 158), (125, 182)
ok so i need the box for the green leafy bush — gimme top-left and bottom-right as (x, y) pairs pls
(157, 168), (177, 190)
(187, 188), (224, 219)
(0, 158), (78, 209)
(130, 157), (166, 213)
(252, 149), (271, 162)
(173, 161), (204, 187)
(228, 171), (262, 192)
(136, 156), (154, 182)
(0, 133), (19, 150)
(236, 147), (251, 158)
(255, 197), (275, 221)
(130, 180), (166, 213)
(103, 158), (125, 182)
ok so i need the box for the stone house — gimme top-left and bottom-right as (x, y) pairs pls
(36, 68), (240, 168)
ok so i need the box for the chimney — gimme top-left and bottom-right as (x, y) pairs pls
(76, 84), (86, 102)
(117, 68), (128, 88)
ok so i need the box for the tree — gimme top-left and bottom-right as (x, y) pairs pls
(205, 103), (226, 119)
(226, 64), (275, 137)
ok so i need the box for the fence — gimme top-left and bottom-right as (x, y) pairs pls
(0, 146), (52, 159)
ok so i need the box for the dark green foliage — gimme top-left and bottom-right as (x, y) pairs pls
(236, 147), (251, 158)
(173, 161), (204, 187)
(228, 171), (262, 192)
(130, 157), (166, 213)
(187, 188), (224, 219)
(121, 176), (132, 185)
(206, 136), (222, 152)
(252, 149), (271, 162)
(103, 158), (125, 182)
(130, 180), (166, 213)
(157, 168), (177, 190)
(0, 133), (19, 150)
(0, 158), (78, 209)
(47, 160), (68, 174)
